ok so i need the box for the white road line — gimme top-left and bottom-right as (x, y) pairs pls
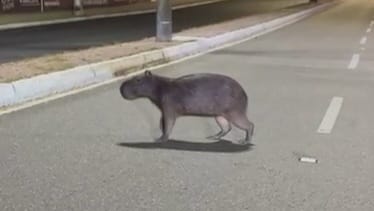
(347, 54), (360, 70)
(367, 28), (372, 33)
(360, 36), (367, 45)
(317, 97), (344, 134)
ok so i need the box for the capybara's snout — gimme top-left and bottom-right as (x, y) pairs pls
(119, 81), (136, 100)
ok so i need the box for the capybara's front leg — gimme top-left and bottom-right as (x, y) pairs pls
(156, 111), (176, 143)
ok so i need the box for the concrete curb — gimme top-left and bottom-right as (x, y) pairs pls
(0, 1), (336, 108)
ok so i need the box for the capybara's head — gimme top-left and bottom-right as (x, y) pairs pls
(120, 70), (155, 100)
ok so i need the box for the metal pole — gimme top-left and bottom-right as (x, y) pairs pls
(74, 0), (84, 16)
(40, 0), (44, 12)
(156, 0), (172, 42)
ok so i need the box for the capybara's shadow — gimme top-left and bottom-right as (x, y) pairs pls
(117, 139), (253, 153)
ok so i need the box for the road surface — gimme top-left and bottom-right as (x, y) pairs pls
(0, 0), (307, 63)
(1, 0), (373, 210)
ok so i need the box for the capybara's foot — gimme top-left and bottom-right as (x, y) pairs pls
(238, 134), (252, 145)
(206, 132), (223, 140)
(155, 136), (168, 143)
(237, 139), (251, 145)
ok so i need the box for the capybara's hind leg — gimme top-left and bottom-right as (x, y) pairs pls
(207, 116), (232, 140)
(228, 112), (254, 144)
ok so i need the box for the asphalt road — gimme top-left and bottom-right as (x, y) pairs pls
(0, 0), (307, 63)
(1, 0), (374, 210)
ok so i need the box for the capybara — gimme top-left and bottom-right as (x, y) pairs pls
(120, 70), (254, 144)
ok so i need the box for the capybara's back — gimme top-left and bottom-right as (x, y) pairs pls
(166, 73), (248, 116)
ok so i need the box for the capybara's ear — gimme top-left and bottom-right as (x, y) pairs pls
(145, 70), (152, 77)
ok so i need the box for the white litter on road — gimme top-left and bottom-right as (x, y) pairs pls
(299, 157), (318, 164)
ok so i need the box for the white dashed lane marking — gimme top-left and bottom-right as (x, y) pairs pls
(317, 97), (344, 134)
(360, 36), (367, 45)
(348, 54), (360, 70)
